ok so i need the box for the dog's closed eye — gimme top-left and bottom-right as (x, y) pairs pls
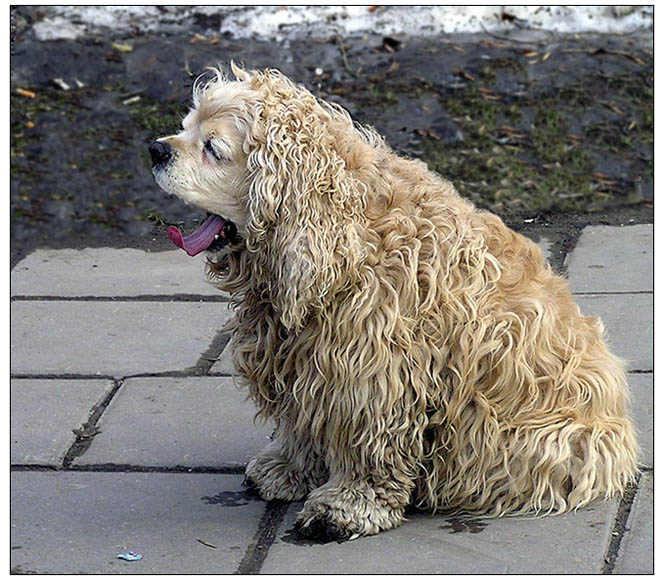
(204, 138), (228, 162)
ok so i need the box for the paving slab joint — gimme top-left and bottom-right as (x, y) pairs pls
(61, 379), (124, 468)
(601, 471), (641, 574)
(192, 329), (231, 376)
(10, 464), (60, 472)
(10, 294), (230, 302)
(235, 500), (289, 575)
(66, 463), (246, 474)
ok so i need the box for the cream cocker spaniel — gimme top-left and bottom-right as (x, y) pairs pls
(150, 64), (638, 541)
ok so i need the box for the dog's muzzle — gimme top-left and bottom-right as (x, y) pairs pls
(149, 140), (172, 167)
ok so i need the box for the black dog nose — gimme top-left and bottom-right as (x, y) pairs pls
(149, 141), (172, 167)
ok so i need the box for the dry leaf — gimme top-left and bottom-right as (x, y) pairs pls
(189, 33), (207, 44)
(329, 86), (351, 95)
(453, 68), (475, 81)
(382, 37), (401, 52)
(112, 42), (133, 53)
(480, 39), (505, 48)
(625, 54), (646, 66)
(387, 61), (399, 74)
(601, 102), (624, 115)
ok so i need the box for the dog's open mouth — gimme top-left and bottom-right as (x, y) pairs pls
(166, 213), (237, 256)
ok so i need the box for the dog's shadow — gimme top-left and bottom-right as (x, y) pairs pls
(279, 526), (346, 546)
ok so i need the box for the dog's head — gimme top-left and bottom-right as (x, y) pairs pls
(150, 64), (372, 329)
(150, 64), (259, 254)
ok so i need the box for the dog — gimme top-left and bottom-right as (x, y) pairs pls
(149, 64), (638, 541)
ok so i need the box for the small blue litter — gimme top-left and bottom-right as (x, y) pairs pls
(117, 551), (142, 562)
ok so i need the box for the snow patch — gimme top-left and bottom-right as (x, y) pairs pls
(32, 5), (653, 42)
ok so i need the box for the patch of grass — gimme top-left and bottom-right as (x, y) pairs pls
(590, 72), (653, 148)
(443, 85), (497, 128)
(584, 121), (632, 152)
(421, 86), (598, 214)
(478, 64), (497, 84)
(127, 97), (188, 135)
(11, 86), (99, 168)
(488, 56), (527, 74)
(144, 210), (168, 228)
(555, 83), (596, 108)
(416, 65), (653, 215)
(363, 83), (399, 109)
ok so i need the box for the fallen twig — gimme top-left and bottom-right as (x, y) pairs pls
(336, 35), (358, 78)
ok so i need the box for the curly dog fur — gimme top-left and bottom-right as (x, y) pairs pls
(152, 64), (638, 540)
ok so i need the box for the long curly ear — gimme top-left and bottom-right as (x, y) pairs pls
(245, 72), (367, 331)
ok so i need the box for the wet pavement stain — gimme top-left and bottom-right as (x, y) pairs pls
(201, 490), (258, 507)
(440, 516), (489, 534)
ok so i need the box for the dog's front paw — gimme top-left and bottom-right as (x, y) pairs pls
(294, 482), (405, 540)
(294, 506), (352, 542)
(244, 443), (309, 502)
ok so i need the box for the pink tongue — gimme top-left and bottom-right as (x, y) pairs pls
(166, 214), (226, 256)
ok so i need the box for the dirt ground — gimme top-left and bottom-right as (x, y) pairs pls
(10, 7), (653, 270)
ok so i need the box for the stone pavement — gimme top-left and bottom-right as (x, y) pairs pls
(10, 225), (653, 574)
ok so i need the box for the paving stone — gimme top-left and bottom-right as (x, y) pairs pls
(613, 471), (654, 574)
(11, 247), (223, 297)
(10, 300), (232, 376)
(536, 236), (553, 265)
(574, 293), (653, 371)
(11, 379), (113, 465)
(566, 225), (653, 293)
(263, 499), (619, 574)
(10, 471), (264, 574)
(209, 339), (237, 375)
(627, 373), (653, 468)
(76, 377), (272, 468)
